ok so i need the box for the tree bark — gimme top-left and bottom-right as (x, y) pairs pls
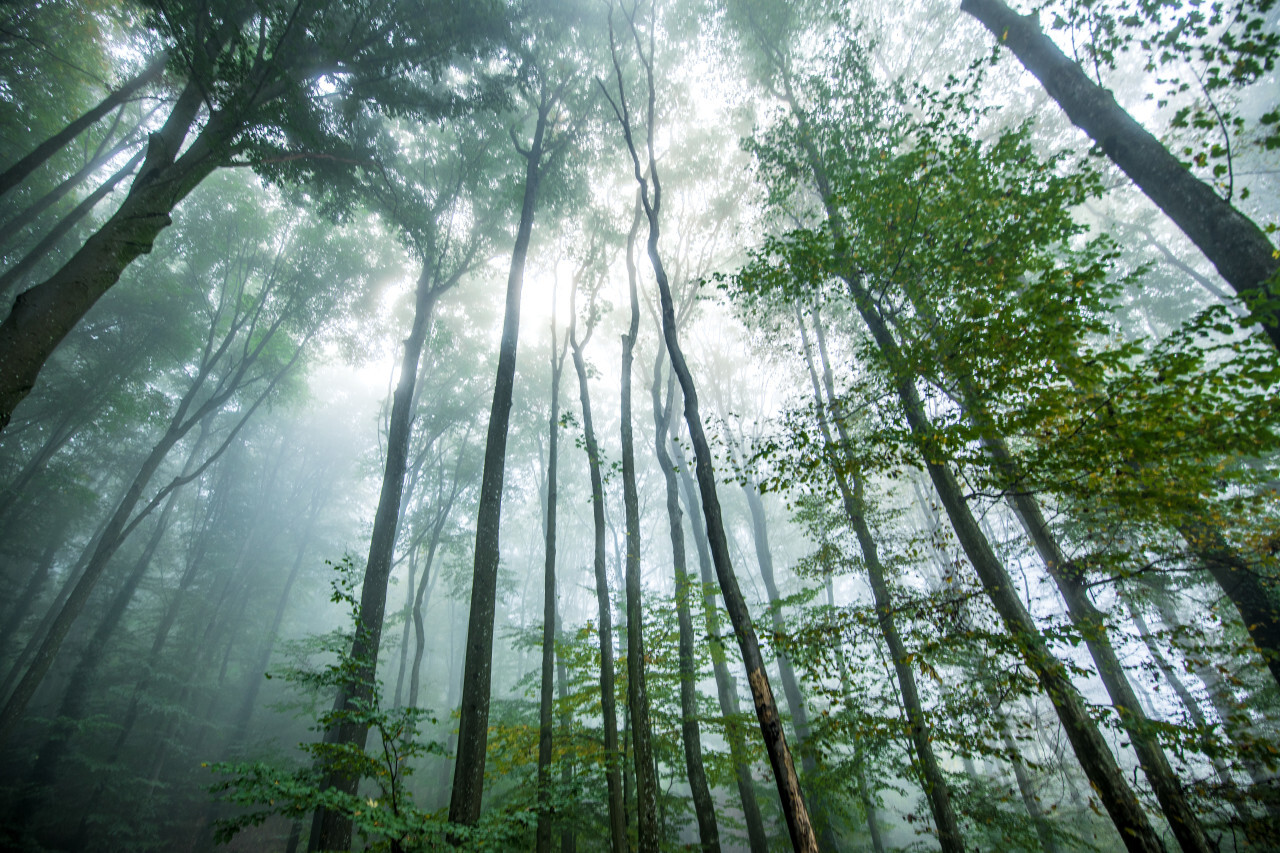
(569, 276), (629, 853)
(0, 148), (146, 300)
(449, 92), (553, 828)
(621, 195), (660, 853)
(538, 312), (568, 853)
(960, 0), (1280, 351)
(0, 75), (224, 432)
(671, 437), (769, 853)
(309, 259), (441, 850)
(652, 357), (720, 852)
(797, 305), (964, 853)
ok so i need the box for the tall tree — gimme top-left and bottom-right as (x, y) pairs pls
(597, 3), (818, 849)
(450, 71), (570, 829)
(0, 0), (505, 432)
(960, 0), (1280, 350)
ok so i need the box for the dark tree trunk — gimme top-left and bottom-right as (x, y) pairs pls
(309, 259), (441, 850)
(0, 78), (224, 432)
(0, 52), (166, 200)
(671, 438), (769, 853)
(960, 0), (1280, 351)
(569, 283), (628, 853)
(600, 9), (816, 845)
(621, 197), (660, 853)
(537, 316), (568, 853)
(0, 121), (144, 252)
(652, 358), (720, 852)
(796, 306), (964, 853)
(449, 91), (554, 828)
(0, 147), (145, 300)
(556, 612), (576, 853)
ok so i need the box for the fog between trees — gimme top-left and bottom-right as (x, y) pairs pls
(0, 0), (1278, 851)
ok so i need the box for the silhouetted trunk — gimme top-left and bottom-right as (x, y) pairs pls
(1179, 518), (1280, 691)
(449, 89), (556, 829)
(556, 611), (576, 853)
(0, 148), (145, 300)
(0, 52), (166, 200)
(0, 120), (147, 252)
(621, 196), (660, 853)
(0, 521), (66, 657)
(672, 437), (768, 853)
(797, 305), (963, 853)
(960, 0), (1280, 351)
(652, 358), (720, 852)
(600, 9), (816, 846)
(0, 75), (224, 432)
(309, 259), (441, 850)
(569, 298), (628, 853)
(537, 315), (568, 853)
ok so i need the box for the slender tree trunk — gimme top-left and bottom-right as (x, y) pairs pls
(570, 307), (628, 853)
(538, 314), (568, 853)
(620, 196), (660, 853)
(556, 611), (576, 853)
(449, 92), (555, 828)
(0, 52), (167, 201)
(671, 437), (768, 853)
(309, 258), (441, 850)
(0, 520), (66, 658)
(652, 358), (720, 852)
(797, 305), (964, 853)
(960, 0), (1280, 351)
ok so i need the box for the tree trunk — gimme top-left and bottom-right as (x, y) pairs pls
(0, 77), (224, 432)
(671, 437), (769, 853)
(449, 93), (553, 828)
(569, 299), (628, 853)
(0, 52), (167, 200)
(797, 305), (964, 853)
(988, 434), (1212, 853)
(621, 195), (660, 853)
(652, 358), (720, 852)
(537, 314), (568, 853)
(309, 259), (441, 850)
(960, 0), (1280, 351)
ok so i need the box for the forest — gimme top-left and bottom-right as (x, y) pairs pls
(0, 0), (1278, 851)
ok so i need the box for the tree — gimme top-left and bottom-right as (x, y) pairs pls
(960, 0), (1280, 350)
(0, 0), (507, 432)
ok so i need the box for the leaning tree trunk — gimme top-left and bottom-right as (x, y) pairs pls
(782, 76), (1167, 851)
(796, 305), (964, 853)
(0, 75), (226, 433)
(620, 195), (660, 853)
(449, 93), (553, 828)
(984, 434), (1212, 853)
(0, 147), (145, 300)
(600, 9), (816, 845)
(308, 259), (441, 851)
(960, 0), (1280, 351)
(537, 313), (568, 853)
(671, 437), (769, 853)
(652, 358), (720, 853)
